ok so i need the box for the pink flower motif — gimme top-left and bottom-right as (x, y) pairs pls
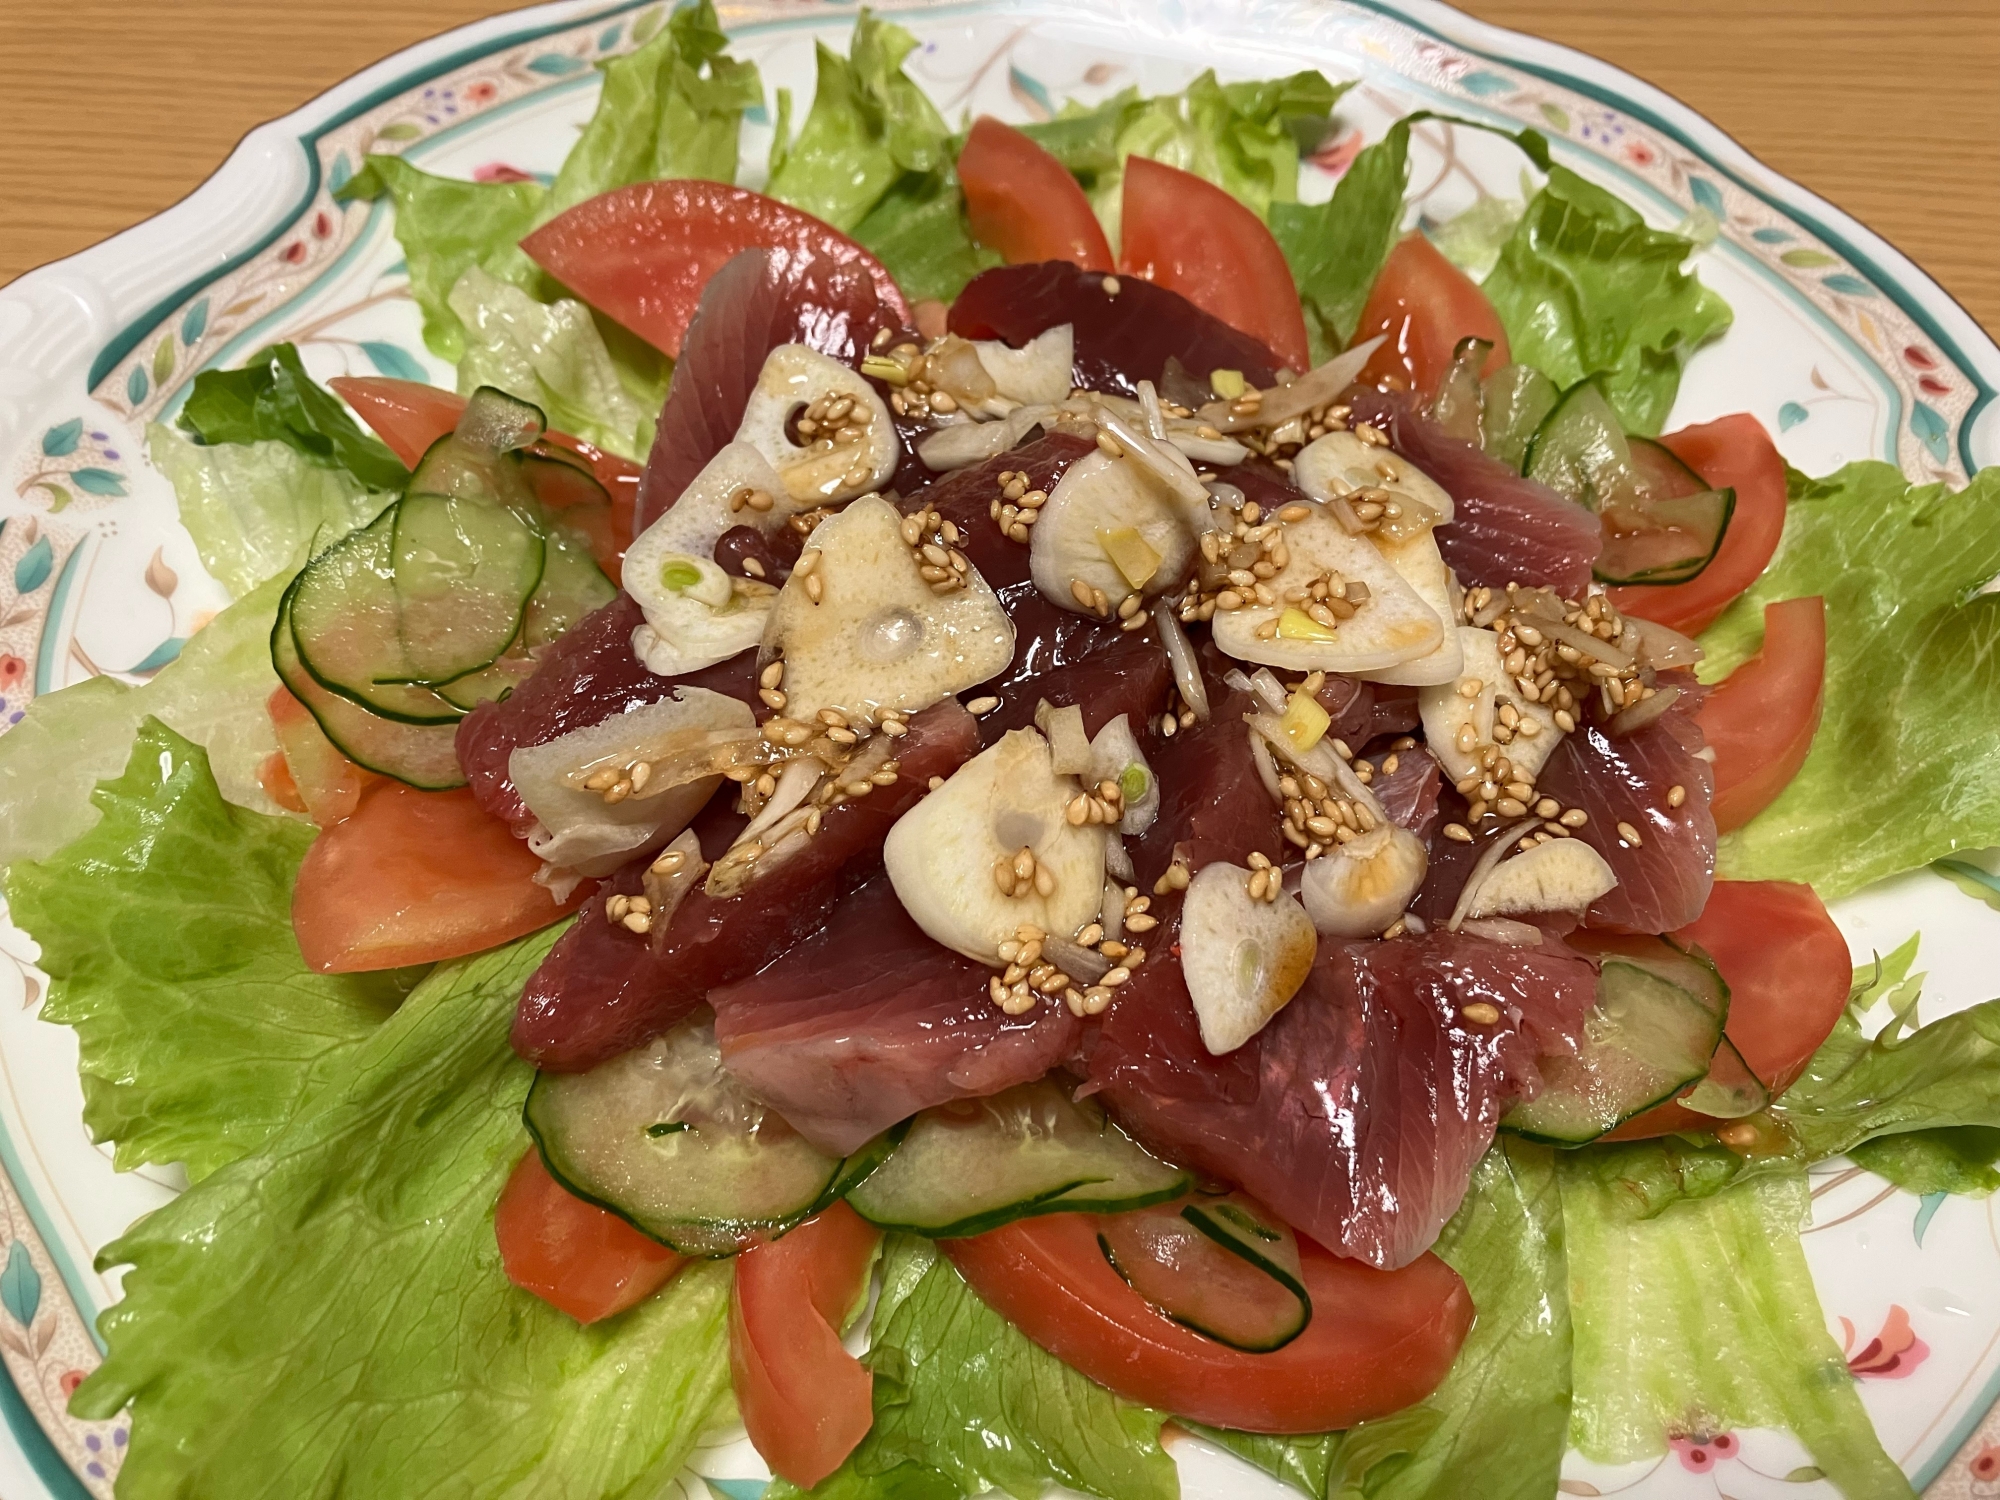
(1841, 1305), (1931, 1379)
(59, 1369), (85, 1397)
(1307, 127), (1366, 178)
(1623, 139), (1659, 168)
(1669, 1431), (1739, 1472)
(473, 162), (536, 185)
(1971, 1444), (2000, 1491)
(465, 80), (499, 105)
(0, 655), (24, 689)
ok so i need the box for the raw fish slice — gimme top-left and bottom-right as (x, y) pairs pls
(1535, 677), (1716, 933)
(639, 249), (910, 531)
(1086, 926), (1597, 1268)
(899, 433), (1097, 592)
(1372, 747), (1442, 840)
(455, 594), (758, 836)
(710, 877), (1082, 1155)
(513, 699), (980, 1071)
(950, 262), (1280, 398)
(1130, 651), (1285, 883)
(1346, 389), (1599, 596)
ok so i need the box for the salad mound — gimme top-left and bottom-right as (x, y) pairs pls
(8, 8), (2000, 1499)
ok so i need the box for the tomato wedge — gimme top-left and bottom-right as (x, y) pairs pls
(1699, 595), (1826, 832)
(329, 375), (639, 566)
(1611, 414), (1789, 634)
(291, 781), (583, 972)
(943, 1213), (1471, 1433)
(1119, 156), (1310, 375)
(958, 116), (1113, 270)
(495, 1148), (683, 1324)
(266, 685), (378, 828)
(731, 1203), (882, 1489)
(1607, 880), (1851, 1139)
(519, 181), (910, 360)
(1353, 234), (1510, 398)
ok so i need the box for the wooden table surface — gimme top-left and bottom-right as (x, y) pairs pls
(0, 0), (1994, 335)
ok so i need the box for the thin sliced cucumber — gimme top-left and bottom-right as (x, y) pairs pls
(1594, 487), (1736, 585)
(270, 579), (465, 788)
(522, 521), (615, 649)
(1523, 380), (1639, 510)
(407, 388), (545, 520)
(1482, 363), (1559, 471)
(458, 384), (546, 454)
(845, 1078), (1190, 1238)
(1429, 336), (1491, 444)
(1682, 1034), (1772, 1119)
(1626, 436), (1709, 499)
(1502, 937), (1728, 1145)
(1099, 1193), (1311, 1352)
(287, 507), (465, 725)
(385, 493), (545, 684)
(525, 1018), (862, 1256)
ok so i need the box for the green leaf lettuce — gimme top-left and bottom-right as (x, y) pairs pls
(176, 342), (407, 491)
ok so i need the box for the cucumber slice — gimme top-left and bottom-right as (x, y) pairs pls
(525, 1018), (860, 1255)
(1682, 1034), (1772, 1119)
(1482, 363), (1559, 471)
(1523, 380), (1640, 510)
(1099, 1194), (1311, 1352)
(1626, 436), (1709, 499)
(844, 1078), (1190, 1237)
(287, 507), (466, 725)
(1593, 487), (1736, 585)
(385, 493), (545, 684)
(406, 389), (546, 520)
(1501, 937), (1728, 1145)
(522, 521), (616, 649)
(458, 385), (546, 454)
(270, 579), (465, 788)
(1429, 337), (1491, 444)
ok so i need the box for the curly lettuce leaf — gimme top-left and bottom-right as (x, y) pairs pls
(72, 922), (735, 1499)
(1850, 1126), (2000, 1196)
(0, 574), (290, 868)
(1560, 1157), (1912, 1496)
(1699, 462), (2000, 894)
(1481, 165), (1731, 434)
(146, 423), (382, 597)
(6, 720), (414, 1181)
(777, 1234), (1176, 1500)
(176, 342), (407, 491)
(449, 265), (655, 460)
(1271, 115), (1549, 365)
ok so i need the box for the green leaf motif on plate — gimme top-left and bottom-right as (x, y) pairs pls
(1822, 273), (1873, 298)
(42, 485), (72, 514)
(71, 467), (128, 497)
(1688, 177), (1724, 217)
(1780, 248), (1838, 269)
(1538, 102), (1569, 132)
(127, 365), (150, 406)
(14, 538), (53, 594)
(359, 341), (428, 382)
(40, 419), (82, 458)
(1778, 401), (1809, 432)
(374, 122), (421, 143)
(0, 1240), (41, 1327)
(1459, 70), (1516, 97)
(152, 335), (177, 388)
(527, 52), (585, 77)
(180, 298), (210, 345)
(1911, 402), (1950, 462)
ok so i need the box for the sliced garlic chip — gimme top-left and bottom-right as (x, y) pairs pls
(736, 343), (898, 504)
(974, 325), (1074, 406)
(1464, 838), (1617, 919)
(884, 728), (1107, 963)
(1181, 862), (1318, 1053)
(1210, 507), (1443, 673)
(1298, 822), (1430, 938)
(1029, 451), (1196, 615)
(764, 496), (1014, 727)
(1419, 626), (1561, 784)
(1363, 527), (1464, 687)
(1294, 430), (1455, 525)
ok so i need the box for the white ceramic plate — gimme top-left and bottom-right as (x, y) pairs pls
(1, 3), (1997, 1496)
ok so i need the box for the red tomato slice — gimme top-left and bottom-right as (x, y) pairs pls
(958, 116), (1114, 270)
(1611, 414), (1789, 634)
(329, 376), (640, 567)
(519, 181), (910, 359)
(1700, 595), (1826, 832)
(291, 781), (583, 972)
(944, 1213), (1471, 1434)
(1119, 156), (1310, 375)
(266, 685), (378, 828)
(1607, 879), (1851, 1139)
(495, 1148), (683, 1324)
(730, 1203), (882, 1489)
(258, 751), (306, 816)
(1353, 234), (1510, 398)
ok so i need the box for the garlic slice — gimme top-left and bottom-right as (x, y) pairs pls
(1463, 839), (1617, 919)
(1294, 429), (1455, 526)
(1298, 823), (1430, 937)
(1362, 528), (1464, 687)
(736, 344), (899, 504)
(1181, 862), (1318, 1053)
(1030, 451), (1197, 616)
(974, 325), (1074, 406)
(1418, 626), (1561, 784)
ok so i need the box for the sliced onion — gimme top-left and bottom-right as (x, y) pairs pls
(1034, 700), (1093, 776)
(1633, 615), (1704, 671)
(915, 404), (1056, 470)
(1203, 336), (1387, 434)
(1536, 617), (1635, 672)
(1168, 432), (1250, 467)
(1447, 821), (1531, 933)
(1104, 835), (1136, 884)
(1458, 917), (1544, 946)
(1045, 934), (1112, 983)
(1155, 601), (1210, 720)
(738, 756), (824, 846)
(1606, 684), (1682, 737)
(1247, 728), (1283, 805)
(1093, 408), (1211, 522)
(1243, 710), (1378, 813)
(1137, 379), (1169, 441)
(1222, 666), (1257, 696)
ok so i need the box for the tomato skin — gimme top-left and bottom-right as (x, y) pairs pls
(519, 181), (910, 359)
(1606, 879), (1851, 1139)
(266, 686), (378, 828)
(495, 1148), (683, 1324)
(329, 376), (639, 566)
(1119, 156), (1310, 375)
(1612, 415), (1789, 634)
(959, 117), (1114, 270)
(1700, 596), (1826, 832)
(943, 1214), (1471, 1434)
(1353, 234), (1510, 398)
(291, 781), (583, 972)
(731, 1203), (882, 1489)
